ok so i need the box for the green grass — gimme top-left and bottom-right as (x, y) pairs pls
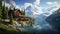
(0, 23), (16, 31)
(0, 23), (17, 34)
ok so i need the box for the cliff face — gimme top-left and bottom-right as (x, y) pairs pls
(46, 8), (60, 30)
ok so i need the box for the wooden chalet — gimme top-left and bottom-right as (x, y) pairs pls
(8, 8), (31, 21)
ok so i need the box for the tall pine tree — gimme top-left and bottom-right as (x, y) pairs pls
(2, 1), (8, 19)
(24, 9), (26, 16)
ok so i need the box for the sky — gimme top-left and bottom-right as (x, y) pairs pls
(3, 0), (60, 8)
(3, 0), (60, 16)
(2, 0), (60, 32)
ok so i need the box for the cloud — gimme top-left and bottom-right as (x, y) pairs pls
(34, 0), (40, 5)
(2, 0), (22, 10)
(2, 1), (10, 8)
(12, 1), (16, 7)
(24, 0), (43, 16)
(31, 5), (43, 15)
(46, 2), (60, 8)
(9, 0), (16, 8)
(46, 2), (53, 5)
(24, 3), (32, 9)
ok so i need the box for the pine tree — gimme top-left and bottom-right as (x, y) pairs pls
(10, 14), (13, 24)
(24, 9), (26, 15)
(8, 7), (14, 24)
(2, 1), (8, 19)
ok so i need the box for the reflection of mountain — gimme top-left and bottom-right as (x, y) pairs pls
(46, 8), (60, 31)
(35, 14), (47, 25)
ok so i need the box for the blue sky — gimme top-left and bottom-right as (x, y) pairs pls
(4, 0), (60, 8)
(14, 0), (34, 5)
(13, 0), (60, 7)
(3, 0), (60, 16)
(12, 0), (60, 5)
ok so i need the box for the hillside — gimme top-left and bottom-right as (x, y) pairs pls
(46, 8), (60, 31)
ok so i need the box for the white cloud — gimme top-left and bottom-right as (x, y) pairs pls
(46, 2), (60, 8)
(24, 3), (32, 9)
(2, 1), (10, 8)
(24, 0), (43, 16)
(46, 2), (53, 5)
(2, 0), (22, 10)
(12, 1), (16, 7)
(9, 0), (16, 8)
(34, 0), (40, 5)
(31, 5), (43, 15)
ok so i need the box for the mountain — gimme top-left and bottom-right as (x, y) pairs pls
(46, 8), (60, 32)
